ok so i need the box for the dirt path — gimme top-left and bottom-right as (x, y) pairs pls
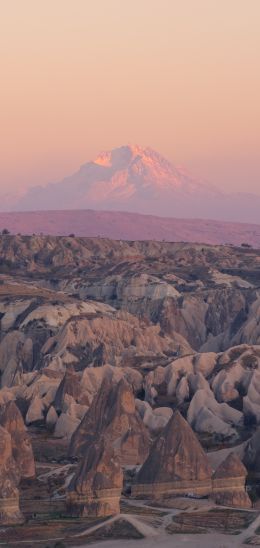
(75, 499), (260, 548)
(239, 511), (260, 543)
(75, 512), (159, 539)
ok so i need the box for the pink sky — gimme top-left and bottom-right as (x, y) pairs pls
(0, 0), (259, 195)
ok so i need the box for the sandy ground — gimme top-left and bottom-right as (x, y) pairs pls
(77, 537), (253, 548)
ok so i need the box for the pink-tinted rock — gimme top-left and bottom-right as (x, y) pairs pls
(69, 378), (150, 465)
(132, 410), (212, 498)
(67, 437), (122, 517)
(0, 425), (23, 525)
(211, 452), (251, 508)
(0, 401), (35, 479)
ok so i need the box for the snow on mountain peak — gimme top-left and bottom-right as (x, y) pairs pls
(95, 145), (151, 168)
(93, 144), (183, 185)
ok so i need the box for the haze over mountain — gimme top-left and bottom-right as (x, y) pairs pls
(4, 145), (260, 224)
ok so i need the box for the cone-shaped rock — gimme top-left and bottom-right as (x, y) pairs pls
(0, 426), (24, 525)
(211, 452), (251, 508)
(69, 378), (150, 465)
(213, 452), (247, 480)
(243, 428), (260, 481)
(132, 410), (212, 498)
(67, 437), (123, 517)
(54, 367), (82, 413)
(0, 401), (35, 479)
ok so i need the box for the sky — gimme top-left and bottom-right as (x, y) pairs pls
(0, 0), (259, 195)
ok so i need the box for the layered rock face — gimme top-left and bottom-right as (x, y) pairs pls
(211, 452), (251, 508)
(0, 401), (35, 479)
(69, 378), (150, 465)
(0, 425), (23, 525)
(67, 438), (122, 517)
(132, 410), (212, 498)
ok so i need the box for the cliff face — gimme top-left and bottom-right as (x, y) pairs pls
(132, 410), (212, 498)
(67, 438), (122, 517)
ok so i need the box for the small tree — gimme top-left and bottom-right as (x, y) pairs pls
(1, 228), (10, 235)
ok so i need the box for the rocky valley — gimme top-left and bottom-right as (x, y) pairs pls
(0, 234), (260, 547)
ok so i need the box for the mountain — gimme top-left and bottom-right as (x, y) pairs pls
(6, 145), (260, 223)
(0, 209), (260, 247)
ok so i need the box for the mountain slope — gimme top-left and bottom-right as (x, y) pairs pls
(0, 209), (260, 247)
(4, 145), (260, 223)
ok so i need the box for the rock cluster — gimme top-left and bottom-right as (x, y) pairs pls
(132, 411), (251, 509)
(0, 235), (259, 517)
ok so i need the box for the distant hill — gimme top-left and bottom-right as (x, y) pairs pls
(0, 209), (260, 247)
(4, 145), (260, 224)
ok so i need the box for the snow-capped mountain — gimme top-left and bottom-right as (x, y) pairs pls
(4, 145), (260, 223)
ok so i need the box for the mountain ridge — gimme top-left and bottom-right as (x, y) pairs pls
(0, 209), (260, 247)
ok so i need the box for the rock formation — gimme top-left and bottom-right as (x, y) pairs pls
(132, 410), (212, 498)
(67, 437), (122, 517)
(0, 235), (260, 519)
(0, 401), (35, 479)
(69, 378), (150, 465)
(243, 428), (260, 481)
(187, 388), (242, 440)
(211, 452), (251, 508)
(54, 367), (82, 413)
(0, 425), (23, 525)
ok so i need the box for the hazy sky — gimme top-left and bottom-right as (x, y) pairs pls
(0, 0), (259, 194)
